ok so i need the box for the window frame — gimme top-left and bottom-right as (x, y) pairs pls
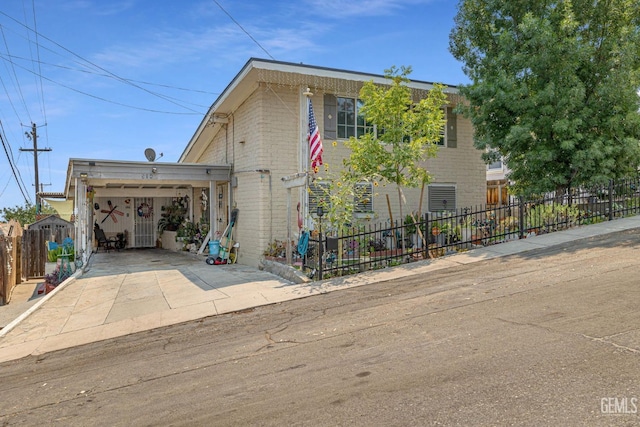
(337, 96), (374, 139)
(436, 107), (447, 147)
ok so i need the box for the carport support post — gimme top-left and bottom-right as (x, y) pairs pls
(281, 172), (308, 265)
(286, 187), (292, 264)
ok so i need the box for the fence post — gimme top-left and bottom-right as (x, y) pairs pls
(0, 237), (5, 305)
(318, 231), (324, 281)
(425, 213), (431, 259)
(518, 197), (525, 239)
(608, 180), (614, 221)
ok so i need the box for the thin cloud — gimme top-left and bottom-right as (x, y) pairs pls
(59, 0), (137, 16)
(303, 0), (435, 18)
(91, 23), (319, 72)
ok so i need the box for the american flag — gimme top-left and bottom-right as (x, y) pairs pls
(308, 99), (323, 170)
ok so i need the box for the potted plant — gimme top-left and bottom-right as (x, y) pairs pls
(404, 214), (417, 236)
(460, 215), (476, 243)
(158, 196), (188, 234)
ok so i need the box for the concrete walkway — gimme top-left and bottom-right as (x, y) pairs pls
(1, 215), (639, 363)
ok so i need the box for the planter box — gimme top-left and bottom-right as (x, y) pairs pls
(161, 230), (183, 251)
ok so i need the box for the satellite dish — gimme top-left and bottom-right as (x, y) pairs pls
(144, 148), (156, 162)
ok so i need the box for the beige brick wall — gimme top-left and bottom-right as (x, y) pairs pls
(194, 82), (486, 267)
(312, 94), (486, 224)
(197, 85), (306, 267)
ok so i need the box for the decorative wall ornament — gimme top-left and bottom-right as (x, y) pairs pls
(137, 202), (153, 218)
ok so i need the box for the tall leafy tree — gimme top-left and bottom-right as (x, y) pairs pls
(344, 66), (447, 225)
(0, 202), (55, 224)
(450, 0), (640, 196)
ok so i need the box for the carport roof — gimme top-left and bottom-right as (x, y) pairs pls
(64, 158), (231, 198)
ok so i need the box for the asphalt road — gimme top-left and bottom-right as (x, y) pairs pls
(1, 230), (639, 426)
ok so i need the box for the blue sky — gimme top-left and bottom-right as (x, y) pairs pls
(0, 0), (469, 213)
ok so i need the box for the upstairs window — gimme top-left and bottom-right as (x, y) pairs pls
(337, 97), (373, 139)
(488, 159), (503, 170)
(324, 95), (456, 148)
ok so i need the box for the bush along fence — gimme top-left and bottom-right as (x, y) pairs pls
(299, 176), (640, 280)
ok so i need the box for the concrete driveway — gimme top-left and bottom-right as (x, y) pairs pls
(0, 249), (300, 361)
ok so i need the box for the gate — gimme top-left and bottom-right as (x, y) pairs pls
(21, 228), (46, 280)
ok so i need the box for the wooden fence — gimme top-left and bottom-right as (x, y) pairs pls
(0, 235), (20, 306)
(21, 228), (47, 281)
(0, 225), (49, 305)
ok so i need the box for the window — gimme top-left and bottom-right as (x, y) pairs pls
(428, 185), (456, 211)
(309, 182), (331, 215)
(488, 159), (503, 170)
(437, 122), (446, 146)
(486, 150), (504, 170)
(337, 97), (373, 139)
(326, 95), (457, 148)
(437, 107), (458, 148)
(354, 182), (373, 213)
(436, 107), (448, 146)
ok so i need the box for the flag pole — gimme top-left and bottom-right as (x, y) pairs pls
(302, 87), (313, 229)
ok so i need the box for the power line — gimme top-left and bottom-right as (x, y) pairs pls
(0, 51), (215, 109)
(0, 52), (205, 115)
(0, 51), (219, 96)
(0, 10), (204, 114)
(0, 121), (30, 203)
(29, 0), (48, 126)
(212, 0), (275, 60)
(0, 24), (31, 123)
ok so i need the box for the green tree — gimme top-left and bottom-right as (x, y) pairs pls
(0, 202), (55, 224)
(343, 66), (447, 229)
(450, 0), (640, 196)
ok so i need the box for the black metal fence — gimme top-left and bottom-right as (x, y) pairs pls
(302, 176), (640, 280)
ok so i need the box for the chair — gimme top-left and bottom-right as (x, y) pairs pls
(94, 225), (117, 252)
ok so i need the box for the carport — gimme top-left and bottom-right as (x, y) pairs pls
(63, 158), (232, 266)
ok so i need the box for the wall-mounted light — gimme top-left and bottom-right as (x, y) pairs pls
(218, 192), (223, 199)
(206, 168), (211, 174)
(152, 167), (157, 174)
(212, 114), (229, 124)
(79, 172), (88, 179)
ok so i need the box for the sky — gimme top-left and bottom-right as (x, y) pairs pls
(0, 0), (469, 213)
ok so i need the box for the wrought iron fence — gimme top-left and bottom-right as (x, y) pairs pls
(301, 176), (640, 280)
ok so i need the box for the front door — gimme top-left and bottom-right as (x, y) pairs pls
(134, 197), (155, 247)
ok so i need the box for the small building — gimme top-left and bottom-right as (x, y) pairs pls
(28, 215), (74, 243)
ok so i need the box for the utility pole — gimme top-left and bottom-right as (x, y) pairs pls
(20, 123), (51, 215)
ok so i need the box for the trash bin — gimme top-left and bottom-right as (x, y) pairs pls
(209, 240), (220, 257)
